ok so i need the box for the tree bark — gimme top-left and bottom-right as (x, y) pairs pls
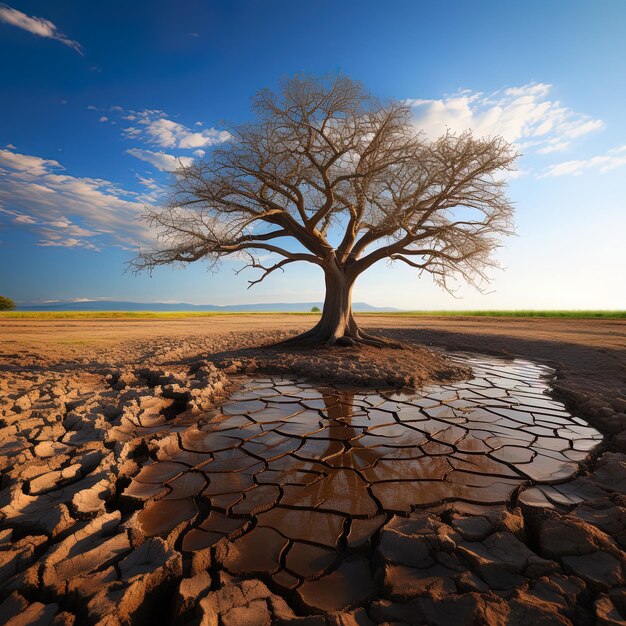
(278, 262), (401, 347)
(316, 266), (357, 344)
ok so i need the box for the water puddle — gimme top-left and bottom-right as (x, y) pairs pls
(126, 352), (602, 583)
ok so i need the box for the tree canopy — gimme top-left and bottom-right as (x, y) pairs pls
(133, 75), (517, 345)
(0, 296), (16, 311)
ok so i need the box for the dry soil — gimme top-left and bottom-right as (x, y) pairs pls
(0, 315), (624, 626)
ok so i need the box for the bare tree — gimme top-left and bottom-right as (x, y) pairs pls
(133, 75), (517, 346)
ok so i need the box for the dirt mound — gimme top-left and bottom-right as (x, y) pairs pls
(213, 342), (469, 388)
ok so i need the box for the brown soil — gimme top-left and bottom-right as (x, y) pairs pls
(2, 313), (624, 357)
(0, 315), (625, 625)
(212, 341), (470, 388)
(3, 314), (624, 438)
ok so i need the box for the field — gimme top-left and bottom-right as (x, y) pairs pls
(1, 314), (625, 624)
(2, 309), (625, 319)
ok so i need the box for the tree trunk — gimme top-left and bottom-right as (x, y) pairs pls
(279, 263), (399, 347)
(315, 267), (357, 344)
(279, 265), (354, 345)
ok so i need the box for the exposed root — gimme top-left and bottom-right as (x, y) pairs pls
(352, 329), (405, 349)
(275, 327), (405, 350)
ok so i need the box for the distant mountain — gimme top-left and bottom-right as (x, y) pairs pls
(18, 300), (399, 312)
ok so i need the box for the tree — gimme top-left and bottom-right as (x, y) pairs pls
(311, 306), (321, 313)
(133, 75), (516, 346)
(0, 296), (16, 311)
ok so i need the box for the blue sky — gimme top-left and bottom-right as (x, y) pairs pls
(1, 0), (625, 309)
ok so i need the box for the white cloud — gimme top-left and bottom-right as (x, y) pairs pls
(179, 130), (230, 149)
(13, 214), (37, 224)
(536, 140), (570, 154)
(539, 145), (626, 178)
(134, 175), (167, 204)
(88, 106), (229, 173)
(0, 148), (155, 250)
(118, 109), (230, 149)
(136, 175), (162, 191)
(0, 3), (83, 54)
(38, 236), (99, 250)
(140, 118), (184, 147)
(126, 148), (193, 172)
(0, 149), (61, 175)
(408, 83), (603, 154)
(37, 297), (113, 303)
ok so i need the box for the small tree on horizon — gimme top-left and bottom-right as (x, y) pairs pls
(133, 75), (516, 346)
(311, 306), (321, 313)
(0, 296), (16, 311)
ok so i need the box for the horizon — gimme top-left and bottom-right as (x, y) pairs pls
(12, 297), (396, 309)
(7, 295), (625, 314)
(1, 1), (625, 309)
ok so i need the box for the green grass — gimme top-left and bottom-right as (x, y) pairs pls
(376, 310), (626, 319)
(1, 310), (624, 320)
(0, 310), (316, 320)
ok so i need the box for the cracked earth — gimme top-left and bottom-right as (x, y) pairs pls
(0, 316), (625, 625)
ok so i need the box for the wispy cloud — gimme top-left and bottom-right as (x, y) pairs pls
(122, 110), (231, 149)
(539, 145), (626, 178)
(126, 148), (193, 172)
(32, 297), (115, 304)
(90, 105), (229, 171)
(408, 83), (603, 154)
(134, 175), (167, 204)
(0, 148), (155, 250)
(0, 3), (83, 54)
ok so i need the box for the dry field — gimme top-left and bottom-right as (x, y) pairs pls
(0, 315), (625, 625)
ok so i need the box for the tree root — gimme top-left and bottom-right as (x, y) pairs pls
(349, 330), (405, 349)
(275, 327), (405, 350)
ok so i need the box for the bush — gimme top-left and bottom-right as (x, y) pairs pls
(311, 306), (321, 313)
(0, 296), (16, 311)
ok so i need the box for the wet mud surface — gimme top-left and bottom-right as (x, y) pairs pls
(134, 355), (601, 563)
(1, 320), (625, 625)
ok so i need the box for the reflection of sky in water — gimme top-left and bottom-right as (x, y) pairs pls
(127, 353), (602, 585)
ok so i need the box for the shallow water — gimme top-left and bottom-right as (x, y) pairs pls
(128, 352), (602, 582)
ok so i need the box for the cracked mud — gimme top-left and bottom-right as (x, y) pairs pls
(134, 356), (601, 562)
(1, 322), (625, 626)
